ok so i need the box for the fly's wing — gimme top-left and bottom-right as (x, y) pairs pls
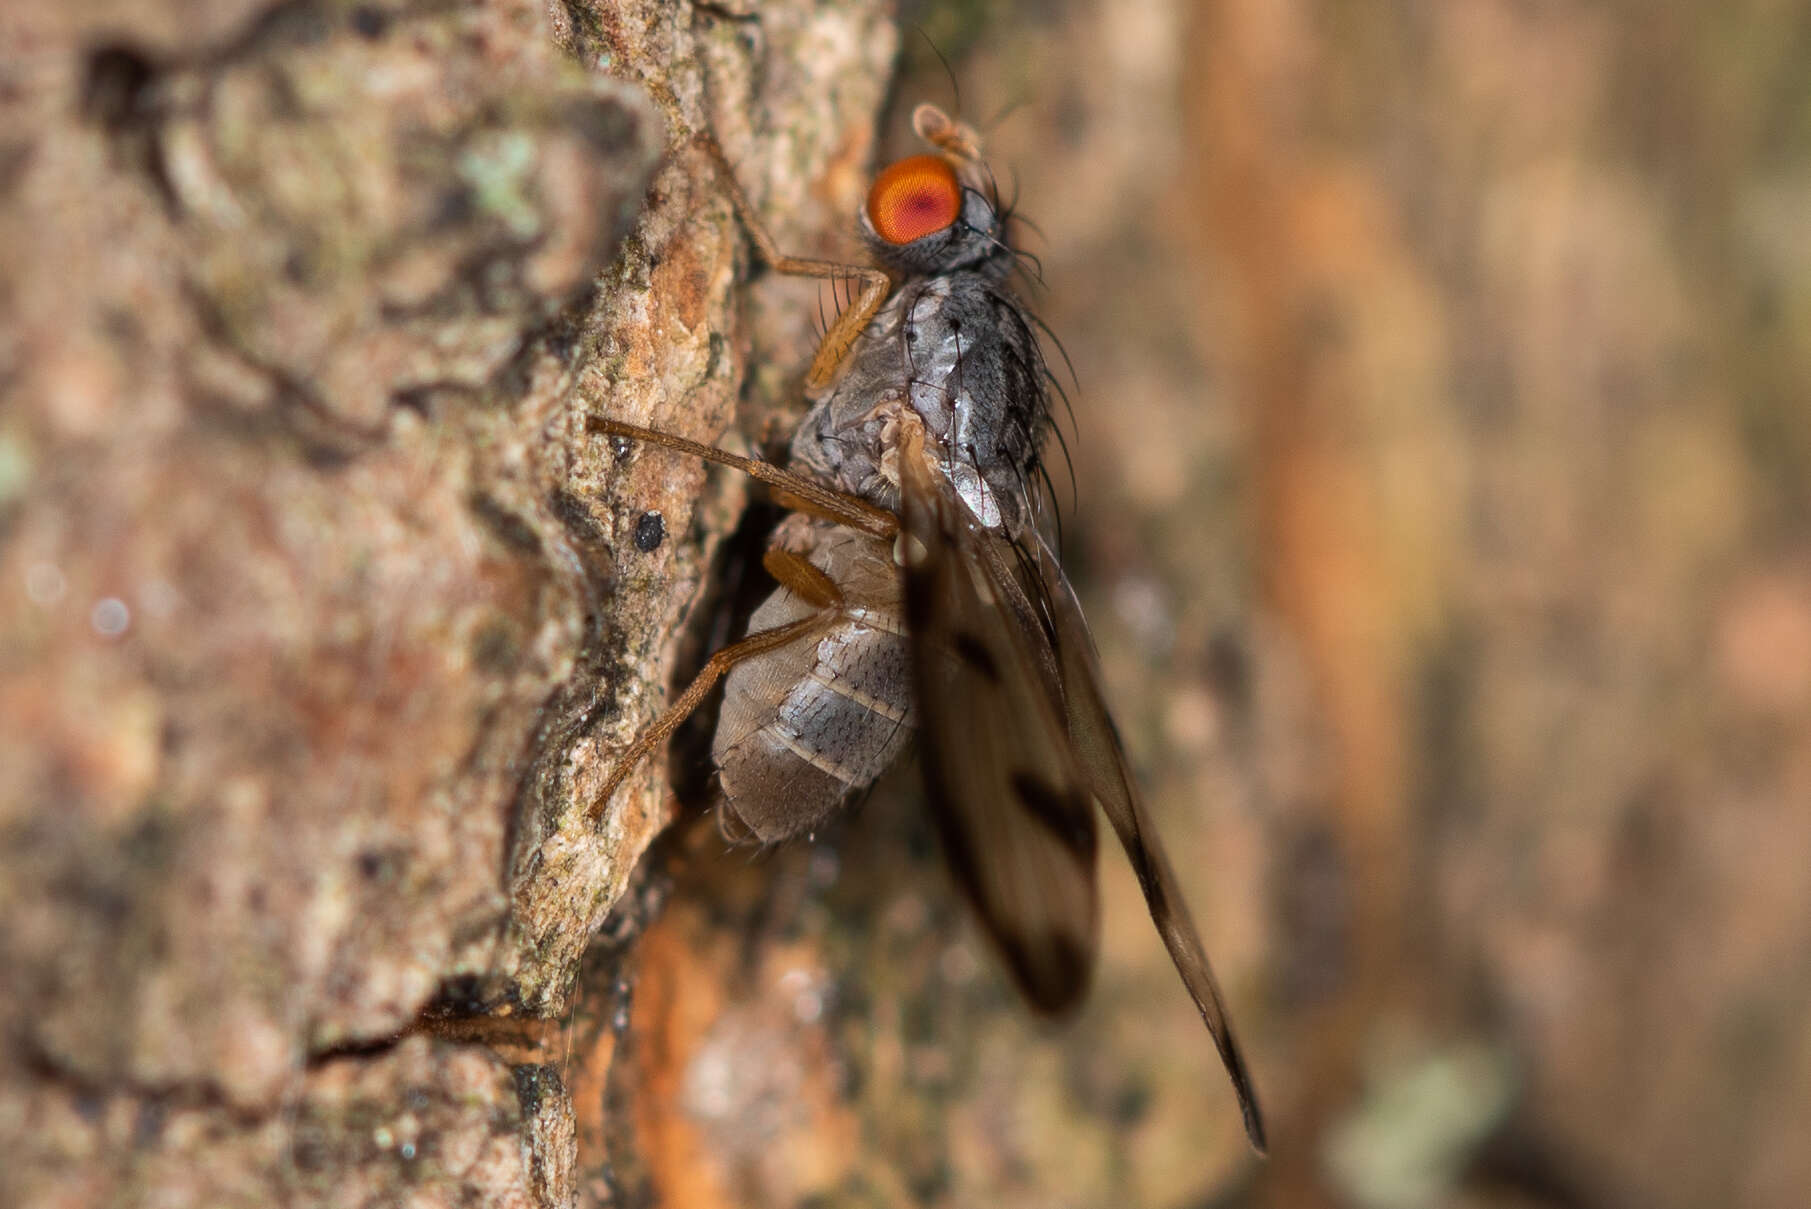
(895, 435), (1100, 1015)
(1032, 534), (1268, 1153)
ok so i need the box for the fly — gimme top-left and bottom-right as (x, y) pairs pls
(589, 103), (1266, 1153)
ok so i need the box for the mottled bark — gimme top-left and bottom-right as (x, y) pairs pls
(0, 1), (890, 1205)
(9, 1), (1810, 1208)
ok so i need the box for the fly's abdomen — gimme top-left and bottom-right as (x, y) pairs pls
(713, 528), (914, 842)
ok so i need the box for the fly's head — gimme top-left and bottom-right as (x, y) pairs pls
(859, 105), (1014, 282)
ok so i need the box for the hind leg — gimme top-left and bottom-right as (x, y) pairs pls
(587, 548), (845, 824)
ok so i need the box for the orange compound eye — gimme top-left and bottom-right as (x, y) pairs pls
(866, 155), (961, 245)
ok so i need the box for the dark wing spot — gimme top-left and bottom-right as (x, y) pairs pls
(952, 632), (1001, 682)
(1010, 771), (1097, 860)
(997, 928), (1093, 1015)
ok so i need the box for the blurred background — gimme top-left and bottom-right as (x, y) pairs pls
(4, 0), (1807, 1206)
(776, 0), (1811, 1205)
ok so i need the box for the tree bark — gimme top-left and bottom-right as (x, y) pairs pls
(1, 2), (891, 1205)
(10, 2), (1811, 1208)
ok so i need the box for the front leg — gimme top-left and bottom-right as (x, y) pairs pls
(690, 133), (895, 390)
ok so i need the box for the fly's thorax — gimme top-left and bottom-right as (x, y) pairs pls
(791, 270), (1050, 533)
(787, 121), (1049, 533)
(713, 516), (913, 844)
(902, 272), (1048, 530)
(788, 290), (914, 511)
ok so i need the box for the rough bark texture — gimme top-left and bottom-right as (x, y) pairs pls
(1, 0), (890, 1205)
(7, 1), (1811, 1208)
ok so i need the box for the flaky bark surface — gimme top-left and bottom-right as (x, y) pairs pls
(1, 1), (890, 1205)
(8, 1), (1811, 1208)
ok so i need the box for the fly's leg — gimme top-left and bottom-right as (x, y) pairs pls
(588, 117), (900, 821)
(755, 543), (844, 608)
(585, 614), (819, 824)
(587, 547), (846, 825)
(690, 133), (894, 390)
(587, 416), (897, 540)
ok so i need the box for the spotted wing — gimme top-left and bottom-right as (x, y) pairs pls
(896, 436), (1100, 1014)
(1031, 534), (1268, 1153)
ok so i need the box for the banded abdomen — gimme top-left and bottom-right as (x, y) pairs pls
(713, 515), (913, 841)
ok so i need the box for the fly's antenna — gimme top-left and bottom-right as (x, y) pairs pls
(913, 26), (963, 124)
